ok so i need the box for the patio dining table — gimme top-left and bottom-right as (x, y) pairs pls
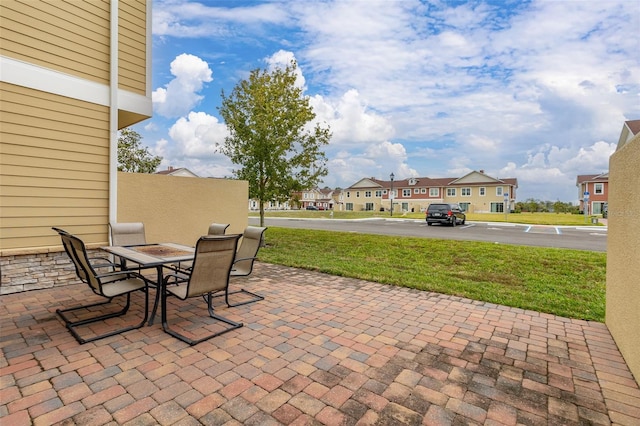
(102, 243), (195, 325)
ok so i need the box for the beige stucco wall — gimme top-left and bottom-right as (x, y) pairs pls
(117, 172), (248, 246)
(606, 132), (640, 382)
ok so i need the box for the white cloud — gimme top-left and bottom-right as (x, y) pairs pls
(168, 111), (228, 158)
(265, 50), (306, 89)
(146, 0), (639, 201)
(310, 90), (395, 145)
(152, 54), (213, 118)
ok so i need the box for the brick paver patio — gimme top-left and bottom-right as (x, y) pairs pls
(1, 263), (639, 425)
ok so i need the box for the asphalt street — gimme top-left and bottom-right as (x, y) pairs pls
(249, 217), (607, 252)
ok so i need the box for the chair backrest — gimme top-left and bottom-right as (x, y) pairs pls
(53, 227), (85, 281)
(207, 223), (230, 235)
(232, 226), (267, 276)
(109, 222), (146, 246)
(185, 235), (241, 298)
(60, 232), (103, 295)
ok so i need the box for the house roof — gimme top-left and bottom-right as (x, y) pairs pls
(617, 119), (640, 150)
(346, 171), (517, 190)
(155, 167), (199, 177)
(576, 173), (608, 185)
(626, 120), (640, 136)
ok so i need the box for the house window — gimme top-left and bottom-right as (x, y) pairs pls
(460, 202), (470, 212)
(479, 187), (485, 196)
(403, 189), (411, 197)
(421, 188), (426, 193)
(429, 188), (439, 197)
(365, 202), (374, 211)
(594, 183), (604, 194)
(414, 188), (419, 194)
(496, 187), (503, 196)
(491, 202), (504, 212)
(375, 190), (382, 197)
(346, 203), (353, 211)
(365, 191), (371, 197)
(447, 188), (456, 197)
(462, 188), (471, 196)
(346, 191), (350, 198)
(356, 191), (360, 197)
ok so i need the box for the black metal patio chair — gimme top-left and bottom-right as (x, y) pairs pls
(161, 234), (243, 345)
(53, 228), (150, 344)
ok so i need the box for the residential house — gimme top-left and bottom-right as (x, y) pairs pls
(575, 119), (640, 216)
(576, 173), (609, 215)
(1, 1), (152, 292)
(343, 171), (518, 214)
(298, 187), (336, 210)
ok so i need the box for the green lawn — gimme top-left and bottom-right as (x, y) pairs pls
(258, 227), (607, 322)
(250, 210), (604, 226)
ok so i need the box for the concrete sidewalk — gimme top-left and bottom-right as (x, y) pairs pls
(1, 263), (639, 425)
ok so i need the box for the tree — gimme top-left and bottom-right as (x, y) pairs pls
(117, 128), (162, 173)
(218, 60), (331, 227)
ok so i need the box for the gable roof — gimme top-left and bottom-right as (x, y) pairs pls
(450, 170), (501, 185)
(617, 119), (640, 150)
(345, 172), (517, 190)
(626, 120), (640, 135)
(347, 178), (385, 189)
(576, 173), (608, 185)
(156, 167), (199, 177)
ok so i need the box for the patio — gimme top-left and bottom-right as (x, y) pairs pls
(1, 262), (639, 425)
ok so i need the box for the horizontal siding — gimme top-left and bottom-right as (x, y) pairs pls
(0, 0), (110, 85)
(0, 83), (110, 251)
(119, 0), (147, 94)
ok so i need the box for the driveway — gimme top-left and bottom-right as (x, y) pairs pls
(250, 217), (608, 252)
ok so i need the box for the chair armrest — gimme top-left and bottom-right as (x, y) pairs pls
(163, 272), (190, 285)
(90, 259), (120, 269)
(95, 270), (148, 282)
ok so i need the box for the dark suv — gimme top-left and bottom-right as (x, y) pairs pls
(426, 203), (466, 226)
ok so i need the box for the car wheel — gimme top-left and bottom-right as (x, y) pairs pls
(461, 218), (466, 225)
(427, 222), (432, 226)
(451, 217), (456, 227)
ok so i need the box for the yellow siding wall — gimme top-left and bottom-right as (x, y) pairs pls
(119, 0), (147, 95)
(0, 83), (111, 252)
(606, 133), (640, 382)
(0, 0), (111, 85)
(117, 173), (249, 247)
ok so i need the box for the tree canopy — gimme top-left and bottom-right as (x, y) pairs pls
(117, 128), (162, 173)
(218, 60), (331, 226)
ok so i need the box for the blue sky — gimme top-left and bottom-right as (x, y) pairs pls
(135, 0), (640, 203)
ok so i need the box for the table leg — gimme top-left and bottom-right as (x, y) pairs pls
(147, 265), (163, 326)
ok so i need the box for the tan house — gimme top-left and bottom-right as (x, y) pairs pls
(1, 1), (152, 292)
(607, 119), (640, 383)
(343, 171), (518, 214)
(298, 187), (336, 210)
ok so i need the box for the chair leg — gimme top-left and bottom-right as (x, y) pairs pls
(209, 287), (264, 307)
(162, 290), (243, 346)
(57, 289), (148, 344)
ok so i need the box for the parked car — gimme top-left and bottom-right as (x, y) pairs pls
(306, 205), (318, 210)
(426, 203), (466, 226)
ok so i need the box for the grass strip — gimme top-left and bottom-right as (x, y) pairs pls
(258, 227), (606, 322)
